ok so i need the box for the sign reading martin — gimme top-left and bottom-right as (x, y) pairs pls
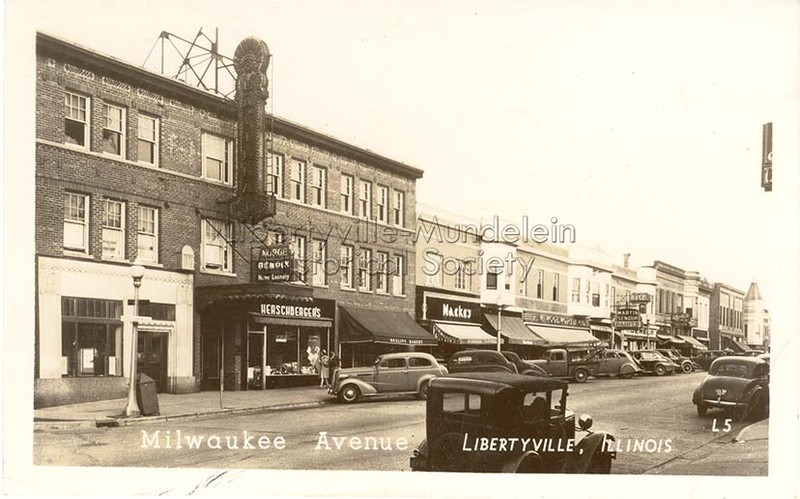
(614, 308), (642, 330)
(253, 244), (294, 282)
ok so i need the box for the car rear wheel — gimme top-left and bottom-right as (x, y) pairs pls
(573, 368), (589, 383)
(339, 385), (360, 404)
(696, 403), (707, 416)
(682, 362), (693, 374)
(416, 381), (430, 400)
(655, 365), (666, 376)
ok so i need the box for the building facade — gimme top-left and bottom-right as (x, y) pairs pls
(743, 281), (770, 351)
(709, 283), (746, 351)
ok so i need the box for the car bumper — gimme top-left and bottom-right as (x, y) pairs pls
(701, 399), (746, 409)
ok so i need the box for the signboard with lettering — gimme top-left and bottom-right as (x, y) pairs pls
(629, 293), (651, 303)
(425, 297), (482, 323)
(613, 308), (642, 330)
(523, 311), (589, 328)
(253, 244), (294, 282)
(254, 298), (335, 322)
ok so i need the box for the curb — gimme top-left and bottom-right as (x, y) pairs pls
(35, 399), (331, 431)
(733, 418), (769, 443)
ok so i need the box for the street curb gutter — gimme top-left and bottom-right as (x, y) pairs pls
(35, 400), (330, 431)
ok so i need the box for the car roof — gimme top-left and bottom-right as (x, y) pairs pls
(431, 372), (567, 395)
(709, 356), (767, 367)
(377, 352), (435, 360)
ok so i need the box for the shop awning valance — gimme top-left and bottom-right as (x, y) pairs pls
(485, 314), (545, 346)
(677, 335), (707, 351)
(526, 324), (601, 347)
(339, 305), (437, 346)
(249, 313), (332, 329)
(656, 333), (672, 342)
(433, 322), (496, 345)
(696, 336), (710, 343)
(668, 336), (686, 345)
(730, 339), (751, 353)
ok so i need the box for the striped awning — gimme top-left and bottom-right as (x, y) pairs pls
(526, 324), (601, 347)
(677, 334), (707, 351)
(433, 322), (496, 345)
(485, 314), (545, 346)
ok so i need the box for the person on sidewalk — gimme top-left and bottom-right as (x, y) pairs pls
(319, 350), (331, 388)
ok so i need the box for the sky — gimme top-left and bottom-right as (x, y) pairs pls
(15, 0), (800, 303)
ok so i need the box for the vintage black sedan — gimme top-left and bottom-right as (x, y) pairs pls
(692, 356), (769, 421)
(628, 350), (679, 376)
(409, 372), (616, 473)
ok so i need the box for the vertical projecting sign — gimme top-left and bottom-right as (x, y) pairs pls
(761, 122), (773, 192)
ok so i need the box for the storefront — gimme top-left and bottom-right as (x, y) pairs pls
(339, 305), (438, 367)
(483, 308), (546, 360)
(589, 320), (615, 348)
(676, 334), (708, 355)
(524, 311), (600, 359)
(419, 295), (494, 361)
(35, 256), (195, 408)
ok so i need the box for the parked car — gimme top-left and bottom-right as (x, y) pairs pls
(692, 356), (769, 421)
(448, 350), (518, 375)
(582, 349), (642, 379)
(328, 352), (447, 403)
(628, 350), (679, 376)
(693, 350), (727, 371)
(757, 353), (770, 363)
(656, 349), (696, 373)
(501, 351), (550, 377)
(409, 372), (616, 473)
(742, 350), (766, 357)
(529, 348), (601, 383)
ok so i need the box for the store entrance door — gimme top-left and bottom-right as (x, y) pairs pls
(138, 331), (169, 392)
(248, 331), (266, 389)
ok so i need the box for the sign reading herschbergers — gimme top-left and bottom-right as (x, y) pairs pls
(260, 303), (323, 319)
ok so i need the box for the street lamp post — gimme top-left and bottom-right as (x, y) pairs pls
(124, 262), (145, 417)
(496, 305), (503, 352)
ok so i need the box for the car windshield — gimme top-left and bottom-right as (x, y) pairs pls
(710, 362), (753, 378)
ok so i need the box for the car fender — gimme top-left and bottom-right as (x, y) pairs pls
(619, 363), (638, 375)
(415, 374), (438, 392)
(568, 433), (615, 473)
(499, 451), (543, 473)
(338, 378), (377, 396)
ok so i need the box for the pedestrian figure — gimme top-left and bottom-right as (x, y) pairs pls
(328, 351), (341, 374)
(319, 350), (331, 388)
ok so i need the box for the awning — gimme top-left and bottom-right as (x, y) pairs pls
(730, 339), (751, 353)
(433, 322), (496, 345)
(656, 334), (672, 342)
(339, 305), (437, 346)
(677, 334), (707, 351)
(526, 324), (602, 347)
(696, 336), (710, 343)
(485, 314), (545, 346)
(249, 313), (332, 329)
(668, 336), (686, 345)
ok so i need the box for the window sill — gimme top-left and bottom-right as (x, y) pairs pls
(63, 250), (93, 259)
(312, 283), (329, 289)
(62, 142), (90, 152)
(393, 293), (407, 298)
(340, 286), (358, 293)
(375, 290), (391, 296)
(141, 262), (164, 269)
(101, 151), (125, 160)
(200, 269), (238, 278)
(101, 256), (130, 263)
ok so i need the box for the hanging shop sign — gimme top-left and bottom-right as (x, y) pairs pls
(613, 308), (642, 330)
(253, 244), (294, 282)
(257, 298), (335, 321)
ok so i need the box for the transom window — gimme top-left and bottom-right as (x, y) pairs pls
(63, 192), (89, 252)
(202, 133), (232, 184)
(102, 104), (125, 157)
(202, 219), (233, 271)
(64, 91), (89, 147)
(137, 206), (159, 263)
(137, 114), (159, 165)
(290, 159), (306, 202)
(101, 199), (125, 260)
(266, 153), (284, 197)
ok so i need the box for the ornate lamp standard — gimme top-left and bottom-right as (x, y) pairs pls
(124, 261), (145, 417)
(495, 294), (509, 352)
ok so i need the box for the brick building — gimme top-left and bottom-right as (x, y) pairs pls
(34, 32), (430, 407)
(709, 283), (746, 351)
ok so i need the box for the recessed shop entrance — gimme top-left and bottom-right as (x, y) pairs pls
(137, 330), (169, 392)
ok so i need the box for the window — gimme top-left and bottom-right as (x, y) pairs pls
(102, 104), (125, 157)
(604, 283), (610, 307)
(290, 159), (306, 202)
(424, 251), (443, 287)
(376, 252), (389, 293)
(358, 248), (372, 291)
(611, 286), (616, 307)
(137, 206), (159, 263)
(202, 133), (232, 184)
(137, 114), (159, 165)
(340, 245), (354, 288)
(202, 219), (232, 272)
(552, 273), (560, 301)
(63, 192), (89, 252)
(487, 272), (498, 291)
(340, 175), (353, 214)
(266, 229), (285, 245)
(585, 279), (591, 304)
(442, 392), (482, 415)
(101, 199), (125, 260)
(455, 260), (467, 291)
(408, 356), (432, 367)
(64, 91), (89, 147)
(392, 190), (405, 227)
(392, 255), (405, 295)
(536, 270), (544, 299)
(310, 166), (326, 207)
(379, 358), (406, 369)
(571, 278), (580, 303)
(266, 153), (284, 197)
(358, 181), (371, 219)
(292, 236), (306, 282)
(61, 297), (123, 377)
(377, 186), (389, 223)
(311, 239), (327, 287)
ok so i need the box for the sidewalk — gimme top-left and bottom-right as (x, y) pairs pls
(647, 418), (769, 476)
(34, 386), (334, 430)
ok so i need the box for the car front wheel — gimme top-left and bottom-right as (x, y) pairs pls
(573, 368), (589, 383)
(655, 365), (666, 376)
(416, 381), (430, 400)
(339, 385), (360, 404)
(682, 362), (693, 374)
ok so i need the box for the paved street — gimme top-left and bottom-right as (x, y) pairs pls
(34, 372), (762, 474)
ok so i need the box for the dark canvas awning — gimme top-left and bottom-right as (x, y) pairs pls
(527, 324), (601, 347)
(249, 313), (332, 329)
(730, 339), (751, 353)
(433, 322), (496, 345)
(678, 334), (707, 351)
(656, 333), (672, 342)
(339, 305), (437, 346)
(485, 314), (545, 346)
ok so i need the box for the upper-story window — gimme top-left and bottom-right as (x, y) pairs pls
(536, 270), (544, 299)
(486, 271), (498, 291)
(290, 159), (306, 203)
(340, 245), (354, 289)
(571, 277), (581, 303)
(101, 199), (125, 260)
(310, 165), (326, 208)
(392, 190), (405, 227)
(604, 283), (610, 307)
(202, 133), (232, 184)
(358, 181), (372, 219)
(292, 236), (307, 282)
(392, 255), (405, 296)
(358, 248), (372, 291)
(455, 261), (468, 291)
(266, 153), (284, 197)
(137, 114), (159, 166)
(202, 219), (233, 272)
(376, 252), (389, 293)
(552, 273), (560, 301)
(63, 192), (89, 252)
(137, 206), (159, 264)
(64, 91), (89, 148)
(102, 104), (125, 157)
(340, 174), (354, 215)
(377, 186), (389, 224)
(424, 251), (443, 288)
(311, 239), (327, 287)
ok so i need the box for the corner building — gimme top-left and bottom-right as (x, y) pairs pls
(34, 32), (425, 406)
